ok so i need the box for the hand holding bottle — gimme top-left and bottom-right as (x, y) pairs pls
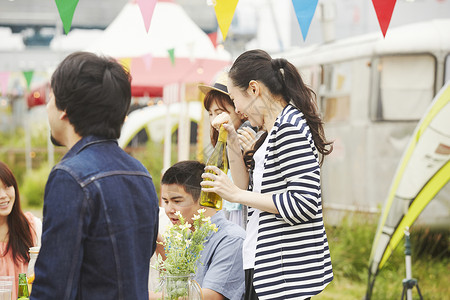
(200, 165), (241, 204)
(211, 112), (233, 130)
(199, 125), (229, 209)
(212, 112), (257, 152)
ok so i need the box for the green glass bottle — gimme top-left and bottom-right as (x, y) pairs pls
(200, 125), (228, 210)
(17, 273), (29, 299)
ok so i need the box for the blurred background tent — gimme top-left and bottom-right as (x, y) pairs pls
(87, 0), (231, 97)
(366, 81), (450, 298)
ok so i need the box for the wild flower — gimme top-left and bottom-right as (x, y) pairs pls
(156, 209), (218, 277)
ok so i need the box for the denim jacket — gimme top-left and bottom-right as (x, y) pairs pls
(31, 136), (159, 300)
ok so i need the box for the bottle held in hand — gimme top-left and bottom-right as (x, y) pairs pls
(200, 125), (228, 210)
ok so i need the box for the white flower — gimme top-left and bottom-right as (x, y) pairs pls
(157, 209), (218, 277)
(181, 222), (192, 230)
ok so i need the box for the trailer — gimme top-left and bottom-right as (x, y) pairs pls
(277, 19), (450, 228)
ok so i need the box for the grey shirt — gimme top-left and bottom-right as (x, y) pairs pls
(195, 210), (246, 300)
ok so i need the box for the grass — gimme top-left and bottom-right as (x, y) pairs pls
(315, 214), (449, 300)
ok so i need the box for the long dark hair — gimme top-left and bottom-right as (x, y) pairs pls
(0, 161), (34, 264)
(229, 49), (333, 165)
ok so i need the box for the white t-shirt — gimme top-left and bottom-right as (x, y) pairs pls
(243, 135), (269, 270)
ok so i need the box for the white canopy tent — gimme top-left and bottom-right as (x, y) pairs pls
(88, 0), (229, 164)
(88, 0), (229, 60)
(87, 0), (230, 97)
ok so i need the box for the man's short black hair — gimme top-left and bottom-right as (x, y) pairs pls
(161, 160), (205, 202)
(51, 51), (132, 139)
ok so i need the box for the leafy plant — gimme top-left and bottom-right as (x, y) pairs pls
(157, 209), (217, 276)
(155, 209), (217, 299)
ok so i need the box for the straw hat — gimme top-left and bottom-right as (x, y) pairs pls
(198, 72), (229, 95)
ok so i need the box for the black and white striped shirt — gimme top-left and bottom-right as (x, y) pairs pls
(251, 104), (333, 300)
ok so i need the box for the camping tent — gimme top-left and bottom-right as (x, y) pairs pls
(87, 0), (231, 97)
(366, 82), (450, 298)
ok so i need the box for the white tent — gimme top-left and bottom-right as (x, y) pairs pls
(88, 0), (229, 60)
(87, 0), (231, 97)
(89, 0), (228, 163)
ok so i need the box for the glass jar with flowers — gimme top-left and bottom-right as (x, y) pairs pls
(155, 209), (217, 300)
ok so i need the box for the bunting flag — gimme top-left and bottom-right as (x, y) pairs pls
(292, 0), (318, 41)
(22, 71), (34, 91)
(213, 0), (239, 41)
(0, 72), (9, 96)
(54, 0), (79, 34)
(137, 0), (157, 33)
(372, 0), (397, 37)
(118, 58), (132, 72)
(142, 53), (153, 70)
(208, 31), (218, 48)
(168, 48), (175, 66)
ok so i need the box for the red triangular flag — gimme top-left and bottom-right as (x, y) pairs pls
(137, 0), (157, 33)
(208, 31), (218, 48)
(372, 0), (397, 37)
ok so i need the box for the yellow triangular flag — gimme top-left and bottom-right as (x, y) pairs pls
(214, 0), (239, 41)
(118, 58), (132, 72)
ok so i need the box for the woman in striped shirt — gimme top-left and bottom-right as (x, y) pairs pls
(201, 49), (334, 300)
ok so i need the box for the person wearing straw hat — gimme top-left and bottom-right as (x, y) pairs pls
(199, 72), (259, 228)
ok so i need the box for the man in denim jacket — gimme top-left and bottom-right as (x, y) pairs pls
(31, 52), (159, 300)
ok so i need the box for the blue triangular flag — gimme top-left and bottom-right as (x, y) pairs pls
(292, 0), (318, 41)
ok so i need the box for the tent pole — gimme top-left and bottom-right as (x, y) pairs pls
(401, 227), (423, 300)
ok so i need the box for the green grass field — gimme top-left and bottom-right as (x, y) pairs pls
(316, 216), (449, 300)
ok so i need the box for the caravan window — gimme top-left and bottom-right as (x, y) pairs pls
(375, 54), (436, 121)
(320, 62), (351, 123)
